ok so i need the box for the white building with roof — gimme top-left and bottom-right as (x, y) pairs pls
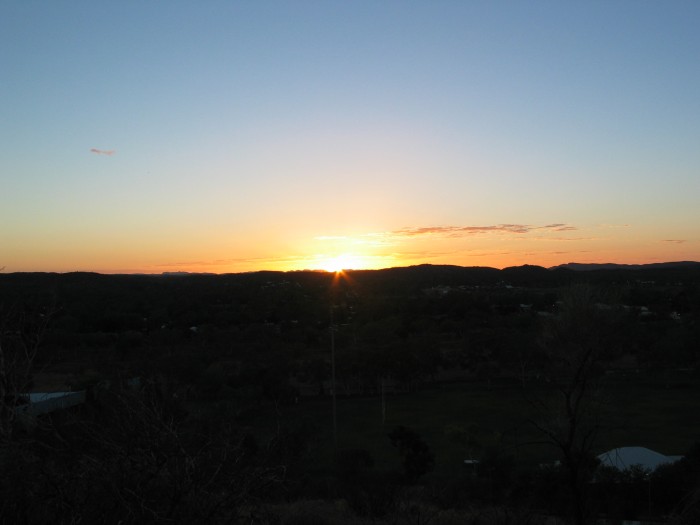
(16, 391), (86, 416)
(597, 446), (682, 472)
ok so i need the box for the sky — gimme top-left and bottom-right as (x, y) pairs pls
(2, 1), (699, 273)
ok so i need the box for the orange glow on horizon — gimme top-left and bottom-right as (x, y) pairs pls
(316, 253), (369, 272)
(3, 225), (698, 274)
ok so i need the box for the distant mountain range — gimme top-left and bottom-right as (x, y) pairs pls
(549, 261), (700, 271)
(2, 262), (700, 301)
(158, 261), (699, 277)
(2, 262), (699, 283)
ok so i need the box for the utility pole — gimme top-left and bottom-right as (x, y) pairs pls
(381, 376), (386, 425)
(330, 304), (338, 449)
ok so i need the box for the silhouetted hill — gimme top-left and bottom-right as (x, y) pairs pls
(347, 265), (502, 293)
(2, 262), (700, 312)
(550, 261), (700, 271)
(500, 264), (556, 285)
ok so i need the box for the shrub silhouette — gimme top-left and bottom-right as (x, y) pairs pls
(388, 425), (434, 483)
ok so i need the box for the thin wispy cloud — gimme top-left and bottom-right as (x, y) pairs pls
(662, 239), (686, 244)
(394, 225), (530, 236)
(468, 251), (516, 258)
(391, 250), (458, 258)
(157, 256), (280, 268)
(315, 224), (581, 251)
(597, 223), (631, 229)
(315, 233), (397, 247)
(90, 148), (115, 156)
(306, 223), (596, 271)
(541, 224), (578, 232)
(157, 254), (330, 270)
(528, 236), (596, 242)
(384, 223), (577, 239)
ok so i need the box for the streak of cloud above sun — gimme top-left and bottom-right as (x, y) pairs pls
(315, 223), (579, 245)
(303, 223), (587, 272)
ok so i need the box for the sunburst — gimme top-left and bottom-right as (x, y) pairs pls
(318, 253), (365, 273)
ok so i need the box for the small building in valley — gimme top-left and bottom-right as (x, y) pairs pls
(597, 446), (682, 472)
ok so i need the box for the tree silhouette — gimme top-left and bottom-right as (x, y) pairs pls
(388, 425), (434, 483)
(524, 284), (622, 525)
(0, 305), (50, 440)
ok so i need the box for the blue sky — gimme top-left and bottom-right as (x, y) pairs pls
(2, 1), (699, 272)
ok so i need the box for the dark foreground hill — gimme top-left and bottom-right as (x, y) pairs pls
(2, 263), (700, 523)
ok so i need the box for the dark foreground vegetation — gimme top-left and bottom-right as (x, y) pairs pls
(1, 263), (700, 524)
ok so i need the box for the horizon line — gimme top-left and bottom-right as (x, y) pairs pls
(3, 260), (700, 277)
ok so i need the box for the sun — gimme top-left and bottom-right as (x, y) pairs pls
(318, 254), (365, 273)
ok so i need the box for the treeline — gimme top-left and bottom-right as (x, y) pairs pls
(0, 265), (699, 396)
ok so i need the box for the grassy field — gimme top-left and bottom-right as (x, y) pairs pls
(37, 367), (700, 474)
(248, 376), (700, 479)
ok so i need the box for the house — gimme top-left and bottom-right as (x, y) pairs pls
(16, 391), (86, 416)
(597, 447), (682, 472)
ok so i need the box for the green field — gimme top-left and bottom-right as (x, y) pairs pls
(247, 376), (700, 479)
